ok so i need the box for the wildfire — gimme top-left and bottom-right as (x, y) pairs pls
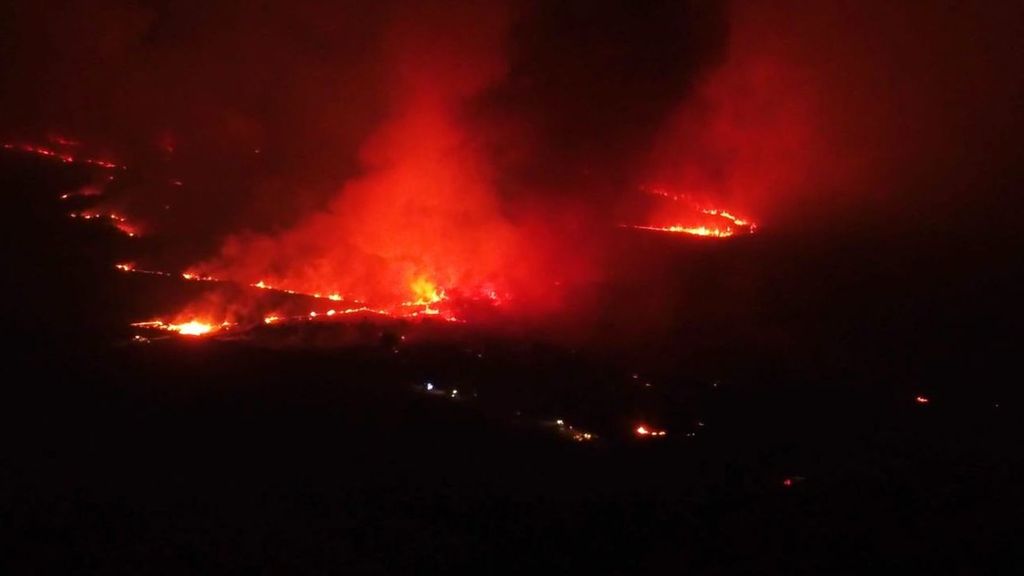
(26, 131), (490, 332)
(2, 142), (124, 170)
(120, 260), (453, 331)
(172, 321), (217, 336)
(69, 210), (140, 237)
(634, 424), (667, 437)
(628, 224), (738, 238)
(627, 186), (758, 238)
(131, 320), (231, 337)
(407, 277), (446, 306)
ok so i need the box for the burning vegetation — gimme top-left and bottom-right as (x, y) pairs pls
(2, 141), (124, 170)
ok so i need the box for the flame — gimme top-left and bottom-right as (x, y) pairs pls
(626, 187), (758, 239)
(407, 277), (445, 306)
(634, 424), (667, 437)
(131, 319), (230, 337)
(628, 224), (738, 238)
(69, 210), (140, 237)
(172, 321), (216, 336)
(2, 142), (124, 170)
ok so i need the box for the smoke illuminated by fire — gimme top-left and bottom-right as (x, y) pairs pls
(190, 4), (523, 321)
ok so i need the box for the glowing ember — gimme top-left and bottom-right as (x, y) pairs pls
(915, 395), (930, 404)
(2, 142), (124, 170)
(59, 186), (104, 200)
(634, 425), (667, 437)
(69, 210), (140, 237)
(553, 419), (597, 442)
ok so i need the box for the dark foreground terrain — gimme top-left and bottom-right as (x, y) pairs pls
(2, 154), (1021, 573)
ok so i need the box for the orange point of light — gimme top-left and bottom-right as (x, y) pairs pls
(634, 424), (667, 437)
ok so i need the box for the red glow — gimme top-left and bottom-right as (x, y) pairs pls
(69, 210), (140, 237)
(626, 188), (758, 238)
(2, 142), (124, 170)
(916, 395), (930, 404)
(643, 1), (819, 230)
(192, 8), (527, 322)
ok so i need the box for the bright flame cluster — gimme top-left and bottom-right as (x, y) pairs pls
(131, 320), (231, 337)
(122, 264), (465, 337)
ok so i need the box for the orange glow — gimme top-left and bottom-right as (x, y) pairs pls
(119, 262), (460, 327)
(182, 271), (216, 282)
(173, 321), (216, 336)
(131, 319), (229, 337)
(69, 210), (140, 237)
(2, 142), (124, 170)
(627, 187), (757, 239)
(628, 224), (738, 238)
(408, 277), (445, 306)
(189, 7), (524, 324)
(915, 395), (930, 404)
(634, 424), (667, 437)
